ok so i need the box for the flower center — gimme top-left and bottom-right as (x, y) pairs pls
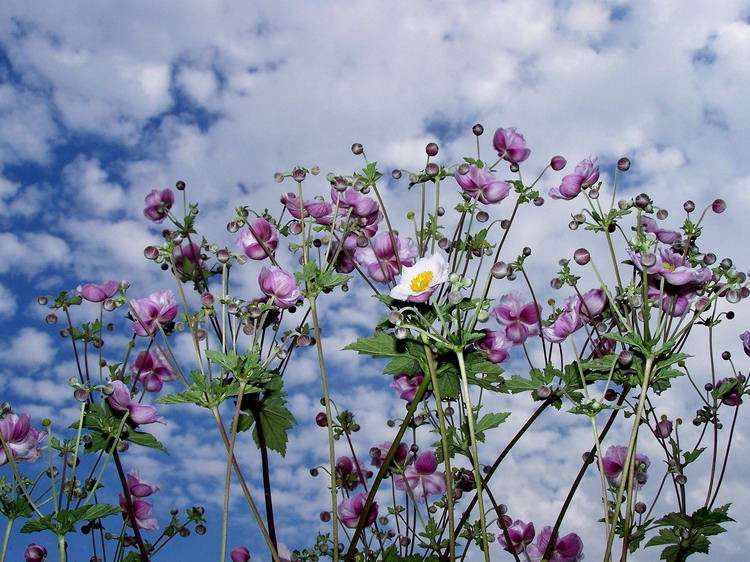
(410, 271), (434, 293)
(662, 262), (676, 271)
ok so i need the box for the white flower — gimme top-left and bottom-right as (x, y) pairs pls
(390, 253), (449, 302)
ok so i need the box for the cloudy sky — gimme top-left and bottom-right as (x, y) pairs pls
(2, 0), (750, 560)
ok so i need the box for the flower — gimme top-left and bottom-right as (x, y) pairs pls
(172, 241), (205, 270)
(601, 445), (650, 489)
(497, 519), (535, 554)
(23, 544), (47, 562)
(491, 292), (541, 345)
(354, 233), (418, 283)
(236, 218), (279, 260)
(331, 185), (380, 218)
(633, 248), (712, 287)
(259, 266), (302, 308)
(131, 350), (177, 393)
(143, 189), (174, 223)
(118, 494), (159, 530)
(391, 374), (424, 402)
(326, 242), (356, 274)
(714, 377), (743, 406)
(390, 253), (449, 303)
(370, 441), (409, 468)
(493, 127), (531, 164)
(336, 456), (368, 490)
(0, 413), (47, 466)
(127, 471), (160, 497)
(107, 380), (165, 425)
(740, 331), (750, 357)
(639, 216), (681, 245)
(394, 450), (447, 503)
(526, 526), (583, 562)
(454, 165), (512, 204)
(474, 330), (512, 364)
(549, 156), (599, 200)
(230, 546), (251, 562)
(573, 288), (608, 320)
(656, 419), (673, 439)
(131, 290), (178, 337)
(542, 306), (582, 344)
(281, 192), (332, 224)
(337, 492), (378, 529)
(75, 280), (119, 303)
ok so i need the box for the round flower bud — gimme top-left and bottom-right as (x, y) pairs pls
(391, 169), (402, 179)
(195, 525), (206, 535)
(200, 293), (215, 307)
(589, 188), (599, 199)
(568, 221), (579, 230)
(310, 165), (320, 175)
(634, 193), (650, 209)
(45, 314), (58, 325)
(320, 511), (331, 522)
(533, 197), (544, 206)
(604, 389), (618, 401)
(476, 210), (489, 223)
(720, 257), (733, 269)
(640, 252), (657, 267)
(217, 249), (230, 263)
(438, 237), (451, 250)
(292, 168), (306, 182)
(509, 163), (519, 173)
(457, 163), (470, 175)
(618, 350), (633, 366)
(683, 200), (695, 213)
(703, 253), (716, 265)
(176, 180), (186, 191)
(351, 143), (364, 155)
(537, 385), (551, 398)
(74, 388), (90, 402)
(425, 163), (439, 177)
(550, 278), (563, 290)
(394, 327), (409, 340)
(448, 291), (463, 304)
(472, 123), (484, 136)
(491, 262), (510, 279)
(656, 208), (669, 220)
(550, 155), (567, 171)
(634, 502), (647, 514)
(712, 199), (726, 213)
(573, 248), (591, 265)
(425, 142), (439, 157)
(617, 157), (631, 171)
(37, 296), (48, 306)
(675, 474), (687, 485)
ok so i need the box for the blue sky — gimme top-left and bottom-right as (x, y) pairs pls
(2, 1), (750, 560)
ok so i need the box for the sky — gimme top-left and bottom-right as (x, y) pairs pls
(2, 0), (750, 560)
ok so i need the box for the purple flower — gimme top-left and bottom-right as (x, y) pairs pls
(281, 192), (333, 224)
(230, 546), (251, 562)
(741, 331), (750, 357)
(370, 441), (409, 467)
(143, 189), (174, 223)
(474, 331), (512, 364)
(394, 450), (447, 503)
(493, 127), (531, 164)
(131, 290), (179, 337)
(491, 292), (541, 345)
(127, 471), (160, 497)
(601, 445), (650, 489)
(549, 156), (599, 200)
(259, 266), (302, 309)
(131, 350), (177, 393)
(236, 218), (280, 260)
(172, 241), (205, 270)
(354, 233), (418, 283)
(23, 544), (47, 562)
(543, 306), (582, 344)
(337, 491), (378, 529)
(336, 455), (368, 490)
(647, 283), (693, 317)
(633, 248), (712, 287)
(0, 413), (47, 466)
(326, 242), (356, 274)
(714, 377), (743, 406)
(639, 216), (681, 245)
(497, 519), (535, 554)
(330, 186), (380, 218)
(656, 419), (673, 439)
(75, 280), (119, 303)
(107, 380), (165, 425)
(574, 288), (608, 320)
(391, 374), (424, 402)
(119, 494), (159, 530)
(454, 165), (512, 204)
(592, 336), (615, 357)
(526, 526), (584, 562)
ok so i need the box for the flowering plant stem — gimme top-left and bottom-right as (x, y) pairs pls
(0, 517), (13, 562)
(113, 449), (151, 561)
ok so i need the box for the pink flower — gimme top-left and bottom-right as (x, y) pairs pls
(126, 471), (160, 497)
(131, 290), (179, 337)
(391, 374), (424, 402)
(370, 441), (409, 468)
(632, 248), (711, 287)
(281, 192), (332, 224)
(549, 156), (599, 200)
(230, 546), (250, 562)
(573, 288), (608, 320)
(543, 306), (582, 344)
(394, 450), (447, 503)
(326, 242), (356, 274)
(236, 218), (279, 260)
(23, 544), (47, 562)
(131, 350), (177, 393)
(497, 519), (535, 554)
(493, 127), (531, 164)
(592, 336), (615, 357)
(354, 233), (418, 283)
(491, 292), (541, 345)
(337, 492), (378, 529)
(639, 216), (681, 245)
(454, 165), (512, 204)
(143, 189), (174, 223)
(0, 413), (47, 466)
(601, 445), (650, 489)
(107, 380), (165, 425)
(526, 526), (583, 562)
(714, 378), (743, 406)
(118, 494), (159, 530)
(656, 419), (673, 439)
(75, 280), (119, 303)
(336, 456), (368, 490)
(172, 241), (205, 270)
(740, 331), (750, 357)
(259, 266), (302, 309)
(474, 331), (512, 364)
(331, 186), (380, 218)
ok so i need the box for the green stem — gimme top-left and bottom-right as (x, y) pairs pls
(456, 350), (489, 562)
(0, 517), (13, 562)
(57, 533), (66, 562)
(220, 381), (247, 562)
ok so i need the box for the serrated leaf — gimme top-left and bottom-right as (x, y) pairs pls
(126, 431), (169, 455)
(344, 330), (403, 358)
(247, 399), (297, 457)
(20, 514), (55, 533)
(475, 412), (510, 433)
(80, 504), (122, 521)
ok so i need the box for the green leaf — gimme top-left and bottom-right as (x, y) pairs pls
(80, 503), (122, 521)
(344, 330), (403, 358)
(205, 350), (240, 372)
(126, 430), (169, 455)
(20, 514), (55, 533)
(383, 355), (422, 375)
(475, 412), (511, 434)
(246, 398), (297, 457)
(505, 368), (551, 394)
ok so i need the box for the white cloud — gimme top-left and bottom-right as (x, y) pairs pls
(0, 327), (55, 366)
(0, 282), (17, 317)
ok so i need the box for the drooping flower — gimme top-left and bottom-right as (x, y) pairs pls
(236, 218), (280, 260)
(526, 526), (584, 562)
(740, 331), (750, 357)
(370, 441), (409, 468)
(655, 419), (673, 439)
(573, 288), (608, 320)
(131, 350), (177, 393)
(390, 253), (449, 303)
(601, 445), (650, 489)
(336, 456), (368, 490)
(107, 380), (165, 425)
(75, 280), (119, 303)
(591, 336), (616, 357)
(337, 492), (378, 529)
(258, 266), (302, 309)
(497, 519), (536, 554)
(23, 544), (47, 562)
(391, 374), (425, 402)
(454, 165), (512, 204)
(639, 216), (681, 245)
(474, 330), (513, 364)
(326, 242), (356, 274)
(126, 471), (160, 498)
(172, 241), (205, 270)
(230, 546), (251, 562)
(491, 292), (541, 345)
(354, 233), (418, 283)
(549, 156), (599, 200)
(493, 127), (531, 164)
(330, 186), (380, 218)
(130, 290), (179, 337)
(281, 192), (332, 224)
(393, 450), (447, 503)
(118, 494), (159, 530)
(714, 377), (743, 406)
(543, 306), (582, 344)
(143, 189), (174, 223)
(0, 413), (47, 466)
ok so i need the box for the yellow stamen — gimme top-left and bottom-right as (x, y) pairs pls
(410, 271), (434, 293)
(662, 262), (675, 271)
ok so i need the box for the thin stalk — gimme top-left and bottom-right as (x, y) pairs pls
(220, 381), (246, 562)
(456, 350), (490, 562)
(113, 450), (151, 561)
(254, 410), (278, 550)
(57, 533), (66, 562)
(0, 517), (13, 562)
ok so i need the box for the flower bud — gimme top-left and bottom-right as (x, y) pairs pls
(634, 502), (647, 514)
(712, 199), (726, 213)
(425, 142), (439, 157)
(683, 200), (695, 213)
(491, 262), (510, 279)
(292, 168), (306, 182)
(617, 157), (631, 171)
(618, 350), (633, 366)
(391, 169), (402, 179)
(425, 163), (439, 177)
(351, 143), (364, 155)
(509, 163), (519, 173)
(457, 163), (470, 175)
(472, 123), (484, 136)
(315, 412), (327, 427)
(573, 248), (590, 265)
(45, 314), (58, 325)
(550, 155), (567, 171)
(635, 193), (650, 209)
